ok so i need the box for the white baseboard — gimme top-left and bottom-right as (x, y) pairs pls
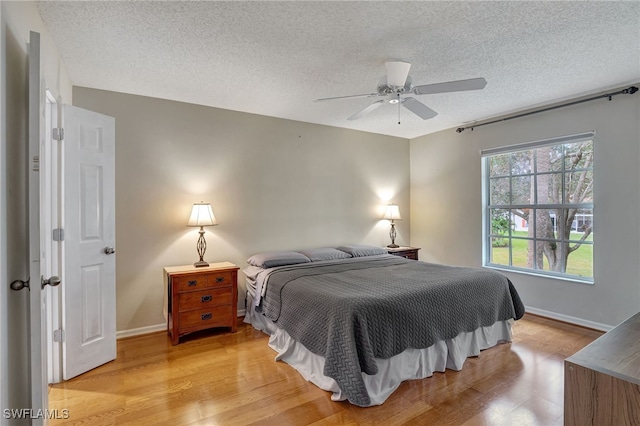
(116, 323), (167, 339)
(116, 309), (247, 339)
(525, 306), (613, 332)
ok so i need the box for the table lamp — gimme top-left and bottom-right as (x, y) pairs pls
(187, 202), (218, 267)
(383, 204), (402, 248)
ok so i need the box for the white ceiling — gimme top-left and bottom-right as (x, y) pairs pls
(37, 1), (640, 139)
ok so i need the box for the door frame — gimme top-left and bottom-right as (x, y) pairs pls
(28, 29), (48, 422)
(43, 89), (63, 383)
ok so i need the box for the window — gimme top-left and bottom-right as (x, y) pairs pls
(482, 132), (594, 282)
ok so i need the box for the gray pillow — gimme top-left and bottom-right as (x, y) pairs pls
(247, 251), (311, 268)
(336, 244), (387, 257)
(297, 247), (352, 262)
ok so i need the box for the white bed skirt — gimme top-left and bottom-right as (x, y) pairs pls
(244, 293), (513, 406)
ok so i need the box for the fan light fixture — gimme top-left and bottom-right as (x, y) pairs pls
(386, 61), (411, 87)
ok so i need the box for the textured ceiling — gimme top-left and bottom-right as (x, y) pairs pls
(37, 1), (640, 139)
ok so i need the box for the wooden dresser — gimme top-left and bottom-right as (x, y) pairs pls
(387, 246), (420, 260)
(164, 262), (239, 345)
(564, 311), (640, 425)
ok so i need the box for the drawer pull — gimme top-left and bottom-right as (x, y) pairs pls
(201, 313), (212, 321)
(215, 277), (225, 283)
(188, 280), (197, 286)
(201, 295), (212, 303)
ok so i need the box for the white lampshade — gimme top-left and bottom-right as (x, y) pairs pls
(383, 204), (402, 221)
(187, 202), (218, 227)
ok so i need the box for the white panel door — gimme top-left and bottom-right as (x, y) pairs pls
(62, 105), (116, 380)
(28, 30), (48, 424)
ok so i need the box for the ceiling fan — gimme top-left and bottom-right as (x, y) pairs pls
(314, 61), (487, 122)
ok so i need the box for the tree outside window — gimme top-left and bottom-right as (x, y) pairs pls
(484, 136), (594, 282)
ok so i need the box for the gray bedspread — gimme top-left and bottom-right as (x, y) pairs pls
(259, 255), (525, 406)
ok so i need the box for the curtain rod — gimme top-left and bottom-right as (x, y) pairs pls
(456, 85), (638, 133)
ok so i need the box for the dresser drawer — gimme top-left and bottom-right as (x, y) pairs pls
(179, 306), (233, 331)
(174, 271), (233, 292)
(178, 287), (232, 312)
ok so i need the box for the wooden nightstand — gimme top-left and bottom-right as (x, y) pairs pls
(387, 246), (420, 260)
(164, 262), (239, 345)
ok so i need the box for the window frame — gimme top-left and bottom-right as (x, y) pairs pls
(481, 132), (595, 284)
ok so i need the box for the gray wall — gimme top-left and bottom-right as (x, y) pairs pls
(410, 88), (640, 328)
(73, 87), (410, 332)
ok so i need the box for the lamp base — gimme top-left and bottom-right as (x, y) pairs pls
(194, 260), (209, 268)
(387, 244), (400, 248)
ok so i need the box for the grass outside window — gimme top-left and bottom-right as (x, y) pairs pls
(489, 231), (593, 278)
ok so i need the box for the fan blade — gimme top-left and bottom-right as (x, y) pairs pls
(386, 61), (411, 87)
(402, 97), (438, 120)
(412, 77), (487, 95)
(347, 100), (385, 120)
(314, 93), (379, 102)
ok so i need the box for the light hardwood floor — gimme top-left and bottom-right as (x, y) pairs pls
(48, 314), (602, 426)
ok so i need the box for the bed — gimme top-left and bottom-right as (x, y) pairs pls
(244, 245), (525, 407)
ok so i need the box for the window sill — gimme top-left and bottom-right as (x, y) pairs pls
(483, 264), (594, 285)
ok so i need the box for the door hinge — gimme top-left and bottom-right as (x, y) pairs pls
(32, 156), (39, 172)
(52, 127), (64, 141)
(53, 329), (65, 342)
(52, 228), (65, 242)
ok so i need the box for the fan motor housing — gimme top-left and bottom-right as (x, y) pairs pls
(377, 76), (413, 95)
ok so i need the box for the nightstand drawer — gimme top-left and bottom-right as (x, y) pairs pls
(179, 306), (233, 330)
(394, 250), (418, 260)
(178, 287), (232, 312)
(205, 271), (233, 288)
(174, 274), (209, 292)
(387, 247), (420, 260)
(174, 271), (233, 292)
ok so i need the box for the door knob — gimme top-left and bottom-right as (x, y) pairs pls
(42, 276), (61, 289)
(104, 246), (115, 255)
(10, 278), (29, 291)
